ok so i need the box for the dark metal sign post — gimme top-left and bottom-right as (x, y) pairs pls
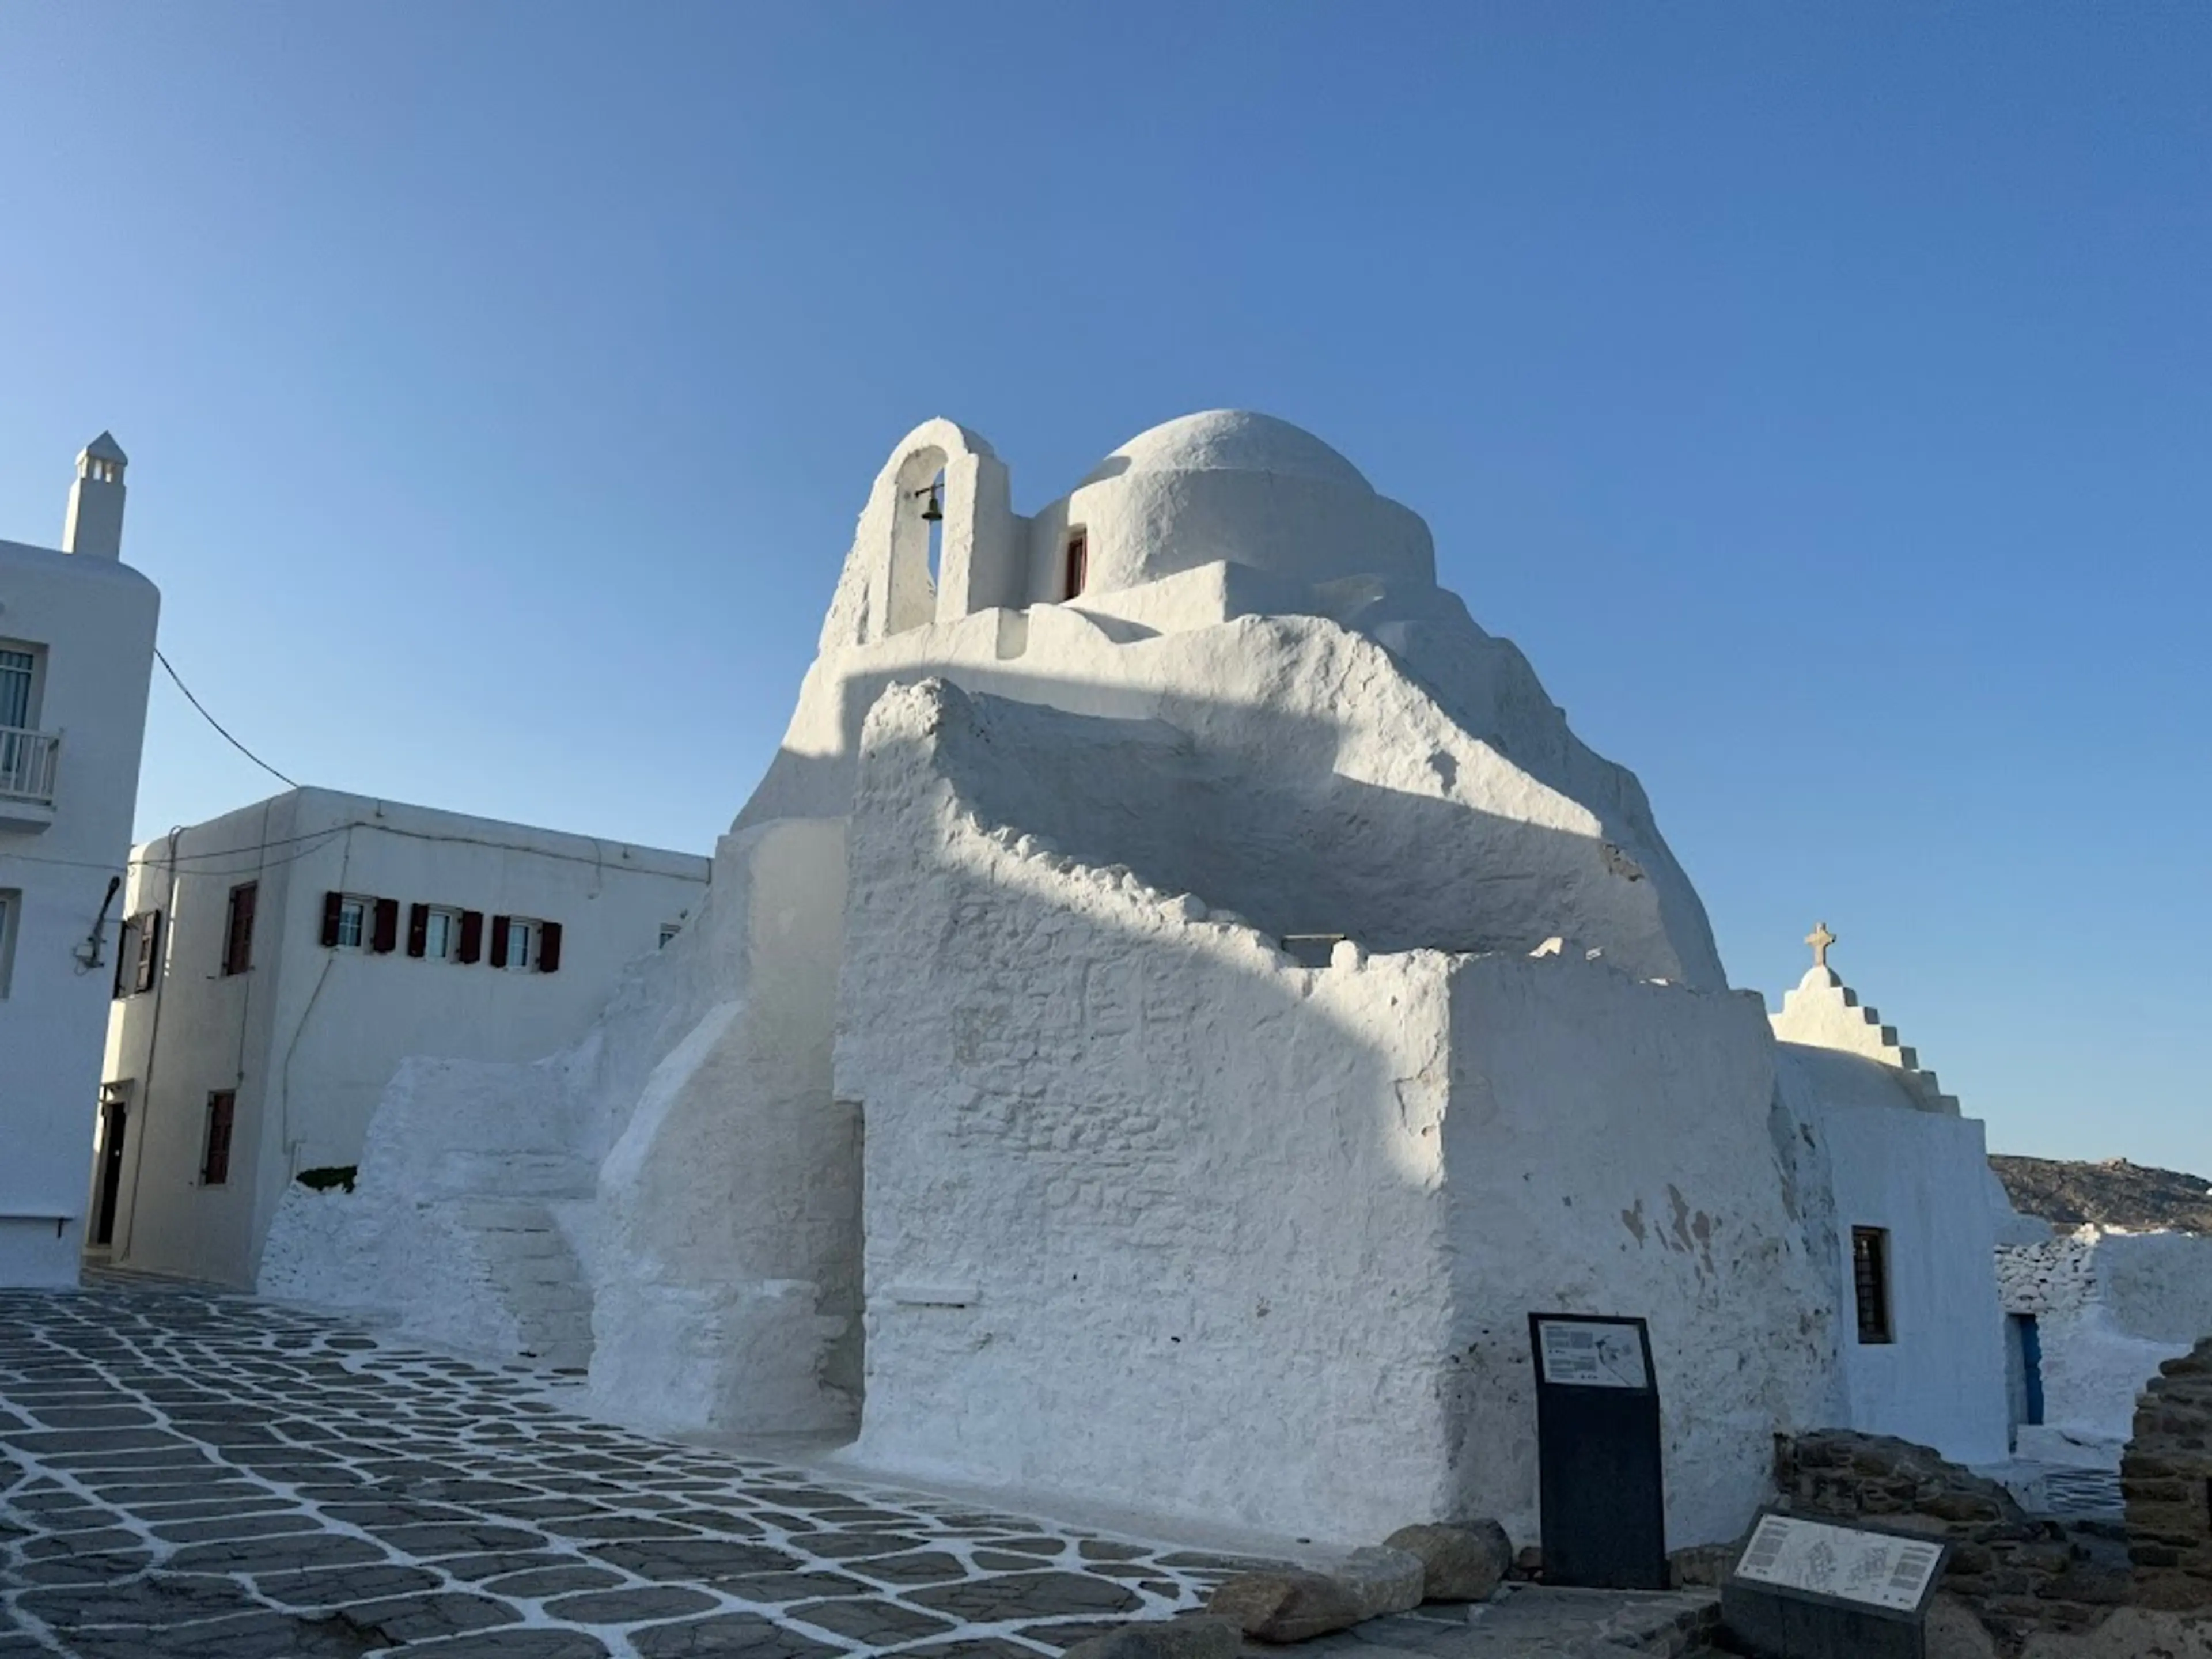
(1527, 1312), (1666, 1590)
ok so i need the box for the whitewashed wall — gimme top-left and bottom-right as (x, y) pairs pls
(838, 680), (1464, 1543)
(838, 679), (1836, 1548)
(1775, 1044), (2010, 1463)
(1998, 1228), (2212, 1457)
(0, 533), (158, 1286)
(104, 787), (706, 1286)
(1443, 954), (1839, 1548)
(260, 410), (1916, 1555)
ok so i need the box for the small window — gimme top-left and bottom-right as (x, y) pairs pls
(0, 647), (36, 730)
(1063, 529), (1088, 600)
(1852, 1226), (1893, 1345)
(129, 910), (162, 994)
(200, 1091), (236, 1185)
(333, 896), (368, 950)
(221, 882), (257, 976)
(487, 915), (561, 972)
(424, 908), (461, 961)
(658, 921), (683, 949)
(0, 888), (18, 999)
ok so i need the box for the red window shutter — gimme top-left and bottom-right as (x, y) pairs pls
(537, 921), (562, 974)
(458, 910), (484, 964)
(370, 896), (400, 954)
(406, 903), (429, 959)
(488, 915), (512, 969)
(320, 890), (344, 949)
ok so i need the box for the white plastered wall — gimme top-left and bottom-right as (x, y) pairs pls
(590, 816), (858, 1435)
(115, 787), (708, 1287)
(1776, 1044), (2010, 1464)
(0, 535), (158, 1285)
(1998, 1228), (2212, 1456)
(1442, 955), (1840, 1548)
(836, 680), (1461, 1543)
(743, 600), (1722, 990)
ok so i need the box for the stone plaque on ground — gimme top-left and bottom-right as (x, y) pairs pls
(1721, 1509), (1949, 1659)
(1528, 1312), (1666, 1590)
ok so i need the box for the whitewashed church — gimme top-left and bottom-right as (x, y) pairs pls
(266, 411), (2014, 1549)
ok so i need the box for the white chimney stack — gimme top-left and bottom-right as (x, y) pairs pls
(63, 431), (128, 560)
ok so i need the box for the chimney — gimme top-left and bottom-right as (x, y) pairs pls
(63, 431), (128, 560)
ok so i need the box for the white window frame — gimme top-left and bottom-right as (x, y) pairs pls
(0, 889), (18, 998)
(502, 917), (538, 972)
(332, 895), (370, 951)
(423, 907), (462, 962)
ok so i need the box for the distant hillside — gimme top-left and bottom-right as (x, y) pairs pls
(1991, 1154), (2212, 1235)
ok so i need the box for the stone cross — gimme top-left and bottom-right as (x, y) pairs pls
(1805, 922), (1836, 969)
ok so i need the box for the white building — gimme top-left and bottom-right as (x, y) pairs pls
(1995, 1222), (2212, 1467)
(0, 434), (160, 1287)
(98, 787), (709, 1290)
(268, 411), (2012, 1550)
(1768, 927), (2012, 1465)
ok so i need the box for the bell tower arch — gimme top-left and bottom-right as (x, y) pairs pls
(821, 420), (1018, 649)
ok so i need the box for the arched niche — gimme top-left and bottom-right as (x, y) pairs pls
(844, 419), (1017, 646)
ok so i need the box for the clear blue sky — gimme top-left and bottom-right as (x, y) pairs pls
(2, 5), (2205, 1172)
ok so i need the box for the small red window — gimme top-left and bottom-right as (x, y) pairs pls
(1063, 530), (1088, 599)
(201, 1091), (236, 1185)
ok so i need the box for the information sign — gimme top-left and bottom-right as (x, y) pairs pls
(1721, 1509), (1950, 1659)
(1537, 1319), (1653, 1389)
(1527, 1313), (1666, 1590)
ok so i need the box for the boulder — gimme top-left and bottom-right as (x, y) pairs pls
(1061, 1617), (1243, 1659)
(1925, 1594), (1998, 1659)
(1382, 1520), (1514, 1601)
(1207, 1570), (1367, 1642)
(1666, 1543), (1737, 1589)
(1336, 1546), (1425, 1618)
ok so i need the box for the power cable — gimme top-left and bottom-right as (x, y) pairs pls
(154, 647), (298, 789)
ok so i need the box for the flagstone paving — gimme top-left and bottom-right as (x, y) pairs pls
(0, 1284), (1256, 1657)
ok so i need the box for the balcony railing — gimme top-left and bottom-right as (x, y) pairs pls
(0, 726), (58, 806)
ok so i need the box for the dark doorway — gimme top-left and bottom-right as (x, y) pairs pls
(2006, 1313), (2045, 1442)
(93, 1099), (128, 1247)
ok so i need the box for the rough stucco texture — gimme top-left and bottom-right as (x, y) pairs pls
(836, 679), (1834, 1547)
(2000, 1229), (2212, 1450)
(1442, 953), (1838, 1548)
(838, 680), (1460, 1543)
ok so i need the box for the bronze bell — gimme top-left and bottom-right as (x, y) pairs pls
(920, 488), (944, 524)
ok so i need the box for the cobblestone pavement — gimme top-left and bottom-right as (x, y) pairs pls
(0, 1285), (1254, 1658)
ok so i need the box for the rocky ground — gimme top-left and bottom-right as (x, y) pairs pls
(0, 1281), (1721, 1658)
(1990, 1155), (2212, 1234)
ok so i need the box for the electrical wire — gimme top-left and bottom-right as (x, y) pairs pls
(154, 646), (298, 790)
(2, 815), (693, 881)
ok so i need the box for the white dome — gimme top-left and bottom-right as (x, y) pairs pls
(1085, 410), (1373, 493)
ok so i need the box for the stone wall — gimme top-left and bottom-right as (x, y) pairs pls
(2123, 1339), (2212, 1610)
(1775, 1430), (2124, 1650)
(2000, 1229), (2212, 1457)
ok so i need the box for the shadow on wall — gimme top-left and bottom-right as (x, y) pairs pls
(832, 678), (1832, 1548)
(752, 657), (1698, 977)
